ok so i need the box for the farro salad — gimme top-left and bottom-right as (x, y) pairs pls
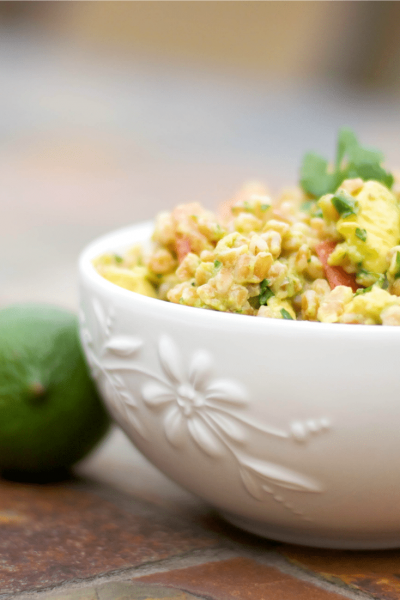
(94, 130), (400, 325)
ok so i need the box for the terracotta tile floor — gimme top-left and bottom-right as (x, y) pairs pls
(135, 557), (348, 600)
(2, 32), (400, 600)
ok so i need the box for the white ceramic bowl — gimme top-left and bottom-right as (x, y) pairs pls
(79, 221), (400, 549)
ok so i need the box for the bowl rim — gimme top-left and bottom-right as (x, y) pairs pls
(79, 220), (400, 338)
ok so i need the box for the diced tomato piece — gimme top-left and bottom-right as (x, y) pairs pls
(315, 241), (359, 292)
(175, 237), (191, 263)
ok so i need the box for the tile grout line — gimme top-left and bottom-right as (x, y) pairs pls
(2, 546), (237, 600)
(5, 544), (376, 600)
(78, 479), (375, 600)
(243, 547), (376, 600)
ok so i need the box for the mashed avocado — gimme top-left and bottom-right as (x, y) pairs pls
(327, 181), (400, 276)
(343, 287), (400, 325)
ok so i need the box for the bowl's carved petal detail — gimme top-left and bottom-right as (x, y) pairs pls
(188, 415), (224, 457)
(239, 459), (323, 518)
(118, 390), (136, 408)
(104, 372), (149, 439)
(205, 380), (248, 406)
(242, 458), (324, 494)
(124, 406), (149, 439)
(158, 335), (185, 384)
(80, 298), (148, 439)
(80, 306), (329, 521)
(105, 336), (143, 357)
(142, 382), (176, 407)
(129, 335), (330, 518)
(188, 350), (213, 390)
(80, 326), (92, 348)
(164, 405), (186, 447)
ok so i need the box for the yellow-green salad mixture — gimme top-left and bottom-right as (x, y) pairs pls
(94, 130), (400, 325)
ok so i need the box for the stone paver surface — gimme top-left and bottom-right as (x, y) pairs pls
(135, 557), (349, 600)
(43, 582), (200, 600)
(281, 545), (400, 600)
(0, 481), (218, 595)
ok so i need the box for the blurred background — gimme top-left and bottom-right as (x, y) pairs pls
(2, 1), (400, 310)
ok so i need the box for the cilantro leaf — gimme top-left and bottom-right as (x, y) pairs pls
(336, 128), (358, 168)
(395, 251), (400, 280)
(331, 190), (358, 219)
(300, 128), (394, 198)
(214, 260), (222, 269)
(259, 278), (274, 305)
(280, 308), (293, 320)
(348, 162), (394, 189)
(355, 228), (367, 242)
(248, 279), (274, 309)
(300, 153), (340, 199)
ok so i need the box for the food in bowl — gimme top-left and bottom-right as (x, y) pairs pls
(79, 213), (400, 549)
(94, 129), (400, 325)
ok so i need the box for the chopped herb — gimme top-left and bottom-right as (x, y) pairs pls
(357, 268), (384, 283)
(260, 278), (271, 290)
(395, 251), (400, 280)
(259, 278), (274, 305)
(260, 203), (270, 211)
(375, 274), (385, 287)
(114, 254), (123, 263)
(355, 228), (367, 242)
(300, 153), (338, 199)
(313, 208), (323, 219)
(331, 190), (358, 219)
(260, 288), (274, 305)
(300, 128), (394, 198)
(355, 271), (385, 294)
(248, 296), (260, 309)
(179, 297), (184, 304)
(191, 282), (195, 286)
(214, 260), (222, 269)
(355, 285), (373, 296)
(156, 273), (163, 279)
(281, 308), (293, 320)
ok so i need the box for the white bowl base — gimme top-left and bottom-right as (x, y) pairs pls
(220, 511), (400, 550)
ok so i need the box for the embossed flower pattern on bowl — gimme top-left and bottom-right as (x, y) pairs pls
(142, 335), (247, 456)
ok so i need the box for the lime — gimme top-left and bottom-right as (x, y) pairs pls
(0, 303), (110, 477)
